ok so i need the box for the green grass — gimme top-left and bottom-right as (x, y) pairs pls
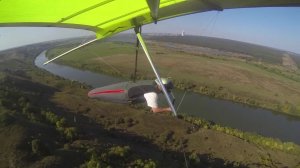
(47, 41), (300, 117)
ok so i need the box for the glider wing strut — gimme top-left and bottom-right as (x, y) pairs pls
(135, 30), (177, 117)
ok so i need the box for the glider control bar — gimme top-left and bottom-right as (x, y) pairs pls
(43, 38), (98, 65)
(135, 32), (177, 117)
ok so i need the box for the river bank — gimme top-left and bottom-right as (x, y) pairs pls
(33, 57), (300, 167)
(46, 40), (300, 117)
(36, 49), (300, 146)
(36, 48), (299, 148)
(33, 56), (300, 167)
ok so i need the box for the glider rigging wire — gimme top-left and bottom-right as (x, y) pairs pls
(199, 11), (220, 36)
(176, 90), (187, 112)
(133, 26), (142, 82)
(177, 84), (196, 112)
(208, 11), (220, 35)
(91, 52), (122, 75)
(44, 38), (98, 65)
(180, 138), (189, 168)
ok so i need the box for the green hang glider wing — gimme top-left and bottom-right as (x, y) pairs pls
(0, 0), (300, 39)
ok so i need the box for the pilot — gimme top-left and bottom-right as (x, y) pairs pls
(128, 78), (174, 113)
(144, 78), (174, 113)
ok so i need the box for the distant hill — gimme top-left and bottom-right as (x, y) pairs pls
(290, 53), (300, 67)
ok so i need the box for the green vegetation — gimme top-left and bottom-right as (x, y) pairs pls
(42, 111), (78, 142)
(47, 39), (300, 117)
(0, 112), (15, 126)
(31, 139), (49, 156)
(82, 146), (156, 168)
(1, 43), (300, 167)
(0, 57), (161, 167)
(183, 116), (300, 155)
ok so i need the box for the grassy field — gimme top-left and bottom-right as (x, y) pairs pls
(47, 39), (300, 117)
(1, 46), (300, 168)
(147, 35), (295, 65)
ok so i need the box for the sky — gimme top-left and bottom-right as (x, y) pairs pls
(0, 7), (299, 54)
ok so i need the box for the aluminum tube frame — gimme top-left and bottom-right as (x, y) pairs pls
(43, 38), (98, 65)
(136, 32), (177, 116)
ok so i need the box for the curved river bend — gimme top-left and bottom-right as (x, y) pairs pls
(35, 51), (300, 145)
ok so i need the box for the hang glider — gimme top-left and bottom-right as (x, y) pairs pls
(1, 0), (300, 116)
(1, 0), (300, 39)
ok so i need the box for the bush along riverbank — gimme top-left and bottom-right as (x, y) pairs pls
(172, 79), (300, 118)
(182, 115), (300, 155)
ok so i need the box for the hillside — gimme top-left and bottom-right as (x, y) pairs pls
(1, 41), (300, 168)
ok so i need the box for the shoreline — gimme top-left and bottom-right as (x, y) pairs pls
(45, 50), (300, 118)
(39, 51), (300, 148)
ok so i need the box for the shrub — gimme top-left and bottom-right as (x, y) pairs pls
(0, 113), (15, 126)
(108, 146), (130, 158)
(86, 154), (101, 168)
(132, 159), (157, 168)
(56, 118), (66, 130)
(31, 139), (49, 156)
(42, 111), (60, 124)
(64, 127), (78, 141)
(189, 152), (200, 167)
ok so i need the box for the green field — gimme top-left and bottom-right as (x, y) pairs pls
(47, 38), (300, 117)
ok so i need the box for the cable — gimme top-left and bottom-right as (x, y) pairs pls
(183, 151), (189, 168)
(90, 51), (122, 75)
(181, 138), (189, 168)
(44, 38), (98, 65)
(133, 26), (142, 82)
(208, 11), (220, 35)
(176, 90), (187, 111)
(200, 11), (219, 36)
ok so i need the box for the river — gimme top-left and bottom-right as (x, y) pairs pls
(35, 51), (300, 145)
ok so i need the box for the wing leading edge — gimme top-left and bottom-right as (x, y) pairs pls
(0, 0), (300, 39)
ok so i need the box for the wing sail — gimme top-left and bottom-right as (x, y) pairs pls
(1, 0), (300, 39)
